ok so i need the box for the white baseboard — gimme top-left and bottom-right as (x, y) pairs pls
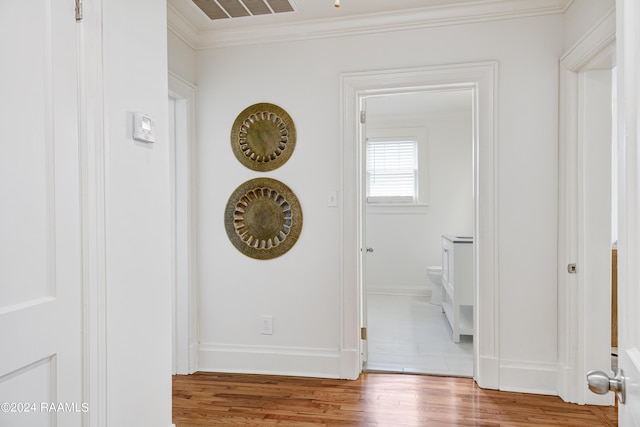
(499, 359), (558, 395)
(198, 343), (354, 379)
(476, 355), (499, 389)
(368, 286), (431, 297)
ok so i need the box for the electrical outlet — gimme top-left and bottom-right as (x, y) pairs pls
(260, 315), (273, 335)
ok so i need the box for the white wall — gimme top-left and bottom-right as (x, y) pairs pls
(191, 13), (563, 390)
(365, 111), (473, 294)
(563, 0), (615, 50)
(168, 31), (197, 85)
(102, 1), (172, 425)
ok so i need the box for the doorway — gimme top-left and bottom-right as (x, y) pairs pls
(557, 13), (616, 404)
(362, 89), (474, 376)
(169, 73), (198, 375)
(579, 67), (616, 398)
(340, 62), (499, 387)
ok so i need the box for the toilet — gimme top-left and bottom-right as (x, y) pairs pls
(427, 266), (443, 305)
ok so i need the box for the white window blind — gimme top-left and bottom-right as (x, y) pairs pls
(366, 139), (418, 203)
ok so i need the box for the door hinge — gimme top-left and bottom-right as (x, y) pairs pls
(75, 0), (83, 21)
(360, 110), (366, 124)
(361, 327), (367, 340)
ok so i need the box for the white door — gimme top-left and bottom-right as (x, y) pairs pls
(0, 2), (83, 427)
(359, 97), (369, 369)
(616, 0), (640, 422)
(580, 68), (614, 406)
(169, 96), (178, 375)
(169, 92), (192, 375)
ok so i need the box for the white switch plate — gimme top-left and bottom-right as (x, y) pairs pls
(260, 315), (273, 335)
(327, 191), (338, 207)
(132, 112), (156, 143)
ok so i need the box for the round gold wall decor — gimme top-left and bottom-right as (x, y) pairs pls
(230, 103), (296, 172)
(224, 178), (303, 260)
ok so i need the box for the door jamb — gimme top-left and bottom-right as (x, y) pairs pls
(169, 72), (199, 375)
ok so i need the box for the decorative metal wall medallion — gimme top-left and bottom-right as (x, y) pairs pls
(224, 178), (303, 260)
(230, 103), (296, 172)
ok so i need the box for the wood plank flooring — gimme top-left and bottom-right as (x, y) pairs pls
(173, 372), (617, 426)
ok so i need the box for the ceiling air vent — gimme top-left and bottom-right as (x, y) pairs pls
(193, 0), (294, 20)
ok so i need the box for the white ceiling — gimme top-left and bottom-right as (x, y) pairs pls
(170, 0), (488, 31)
(168, 0), (573, 48)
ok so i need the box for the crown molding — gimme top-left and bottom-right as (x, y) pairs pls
(168, 3), (199, 50)
(560, 7), (615, 71)
(168, 0), (573, 50)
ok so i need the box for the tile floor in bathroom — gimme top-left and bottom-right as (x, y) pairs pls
(365, 294), (473, 377)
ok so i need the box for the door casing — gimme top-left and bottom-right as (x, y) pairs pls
(340, 62), (499, 387)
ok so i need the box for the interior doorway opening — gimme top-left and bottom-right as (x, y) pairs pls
(361, 89), (475, 376)
(557, 19), (616, 403)
(169, 74), (198, 376)
(610, 67), (619, 374)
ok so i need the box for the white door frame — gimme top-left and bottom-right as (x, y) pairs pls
(169, 73), (199, 375)
(340, 62), (499, 387)
(556, 8), (616, 405)
(78, 1), (108, 423)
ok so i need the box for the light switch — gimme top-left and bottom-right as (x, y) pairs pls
(328, 191), (338, 207)
(132, 112), (156, 143)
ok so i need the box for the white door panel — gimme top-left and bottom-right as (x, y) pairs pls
(0, 1), (82, 426)
(360, 97), (368, 368)
(617, 0), (640, 423)
(581, 69), (613, 406)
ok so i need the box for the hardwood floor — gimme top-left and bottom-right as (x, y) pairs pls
(173, 372), (617, 426)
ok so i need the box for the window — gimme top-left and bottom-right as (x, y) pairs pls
(366, 138), (418, 204)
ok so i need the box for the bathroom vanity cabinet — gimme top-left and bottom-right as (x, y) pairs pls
(441, 236), (473, 343)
